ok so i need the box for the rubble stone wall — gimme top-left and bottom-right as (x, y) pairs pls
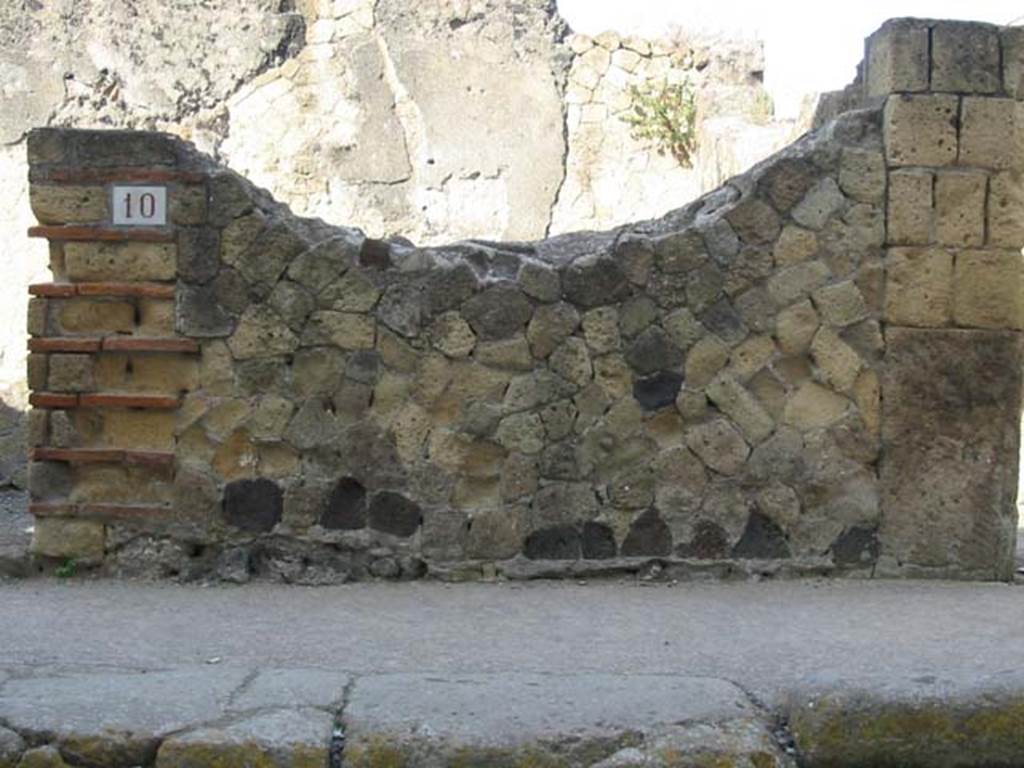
(21, 17), (1024, 582)
(0, 0), (796, 491)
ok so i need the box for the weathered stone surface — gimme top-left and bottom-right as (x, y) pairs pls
(31, 518), (104, 563)
(880, 328), (1021, 578)
(228, 305), (299, 359)
(988, 171), (1024, 248)
(524, 524), (580, 560)
(959, 98), (1022, 171)
(0, 726), (24, 768)
(177, 285), (236, 338)
(766, 262), (830, 307)
(791, 178), (846, 231)
(157, 708), (330, 768)
(685, 335), (730, 389)
(633, 372), (684, 412)
(64, 243), (177, 282)
(934, 171), (986, 248)
(562, 257), (631, 308)
(838, 148), (885, 203)
(706, 374), (774, 444)
(883, 94), (958, 167)
(223, 478), (283, 533)
(731, 512), (790, 559)
(810, 327), (862, 392)
(621, 509), (672, 556)
(884, 247), (953, 328)
(368, 492), (422, 537)
(321, 478), (367, 530)
(773, 226), (818, 267)
(724, 197), (781, 245)
(526, 302), (580, 359)
(953, 250), (1024, 330)
(686, 418), (749, 476)
(624, 327), (683, 376)
(931, 22), (1000, 94)
(466, 508), (524, 560)
(865, 19), (929, 97)
(783, 382), (849, 430)
(775, 300), (819, 355)
(430, 312), (476, 358)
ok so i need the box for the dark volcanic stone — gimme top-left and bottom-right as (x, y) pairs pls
(462, 284), (534, 340)
(581, 522), (617, 559)
(368, 491), (422, 537)
(757, 158), (818, 213)
(624, 327), (684, 375)
(223, 478), (283, 533)
(562, 257), (631, 308)
(677, 520), (730, 559)
(831, 526), (880, 566)
(731, 511), (791, 559)
(360, 238), (392, 269)
(176, 284), (235, 338)
(177, 227), (221, 284)
(321, 477), (367, 530)
(633, 371), (684, 411)
(699, 299), (748, 345)
(523, 524), (581, 560)
(621, 508), (672, 556)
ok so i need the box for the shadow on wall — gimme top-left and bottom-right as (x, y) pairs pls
(0, 397), (27, 490)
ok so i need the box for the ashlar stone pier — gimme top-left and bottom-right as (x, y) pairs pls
(21, 18), (1024, 582)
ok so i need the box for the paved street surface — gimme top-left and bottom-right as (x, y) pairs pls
(1, 577), (1023, 766)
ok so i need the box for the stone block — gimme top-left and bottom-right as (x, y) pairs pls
(959, 98), (1023, 171)
(931, 22), (1000, 94)
(32, 518), (105, 564)
(810, 327), (862, 392)
(886, 171), (933, 244)
(95, 354), (199, 394)
(176, 284), (235, 338)
(865, 19), (929, 98)
(766, 261), (831, 307)
(705, 374), (774, 444)
(934, 170), (986, 247)
(773, 226), (818, 267)
(883, 94), (958, 167)
(812, 280), (868, 328)
(65, 242), (177, 282)
(684, 335), (729, 389)
(57, 299), (135, 334)
(71, 464), (172, 505)
(782, 381), (849, 430)
(47, 354), (95, 393)
(26, 298), (47, 337)
(880, 328), (1021, 577)
(884, 247), (953, 327)
(838, 148), (886, 203)
(169, 184), (208, 225)
(102, 409), (176, 451)
(987, 171), (1024, 248)
(775, 300), (819, 355)
(29, 185), (108, 225)
(138, 298), (176, 335)
(1002, 27), (1024, 99)
(26, 354), (47, 391)
(230, 305), (301, 359)
(953, 249), (1024, 330)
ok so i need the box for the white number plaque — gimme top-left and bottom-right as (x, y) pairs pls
(112, 185), (167, 226)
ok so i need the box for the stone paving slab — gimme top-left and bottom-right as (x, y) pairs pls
(1, 580), (1024, 767)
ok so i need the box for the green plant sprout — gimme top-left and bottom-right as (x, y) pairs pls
(622, 78), (698, 168)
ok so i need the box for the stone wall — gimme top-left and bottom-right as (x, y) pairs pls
(20, 17), (1024, 583)
(0, 0), (796, 491)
